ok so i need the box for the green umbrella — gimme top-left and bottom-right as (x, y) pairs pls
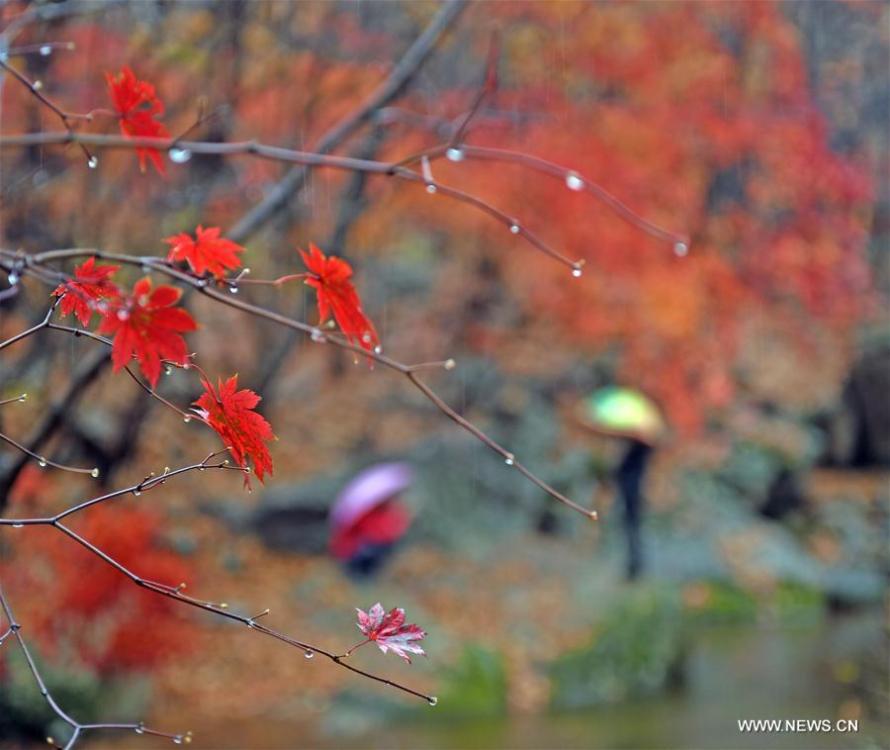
(579, 386), (666, 444)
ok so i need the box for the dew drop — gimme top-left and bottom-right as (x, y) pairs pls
(37, 458), (47, 468)
(165, 366), (173, 376)
(572, 266), (583, 278)
(133, 489), (141, 497)
(39, 45), (52, 57)
(18, 394), (27, 402)
(504, 453), (515, 466)
(425, 183), (437, 194)
(134, 724), (145, 735)
(509, 223), (521, 234)
(182, 415), (191, 424)
(674, 241), (689, 257)
(428, 696), (438, 706)
(91, 468), (100, 478)
(565, 172), (584, 191)
(373, 345), (383, 354)
(445, 147), (465, 162)
(228, 284), (239, 294)
(444, 358), (456, 370)
(12, 523), (24, 529)
(32, 80), (43, 91)
(173, 737), (183, 745)
(169, 148), (192, 164)
(310, 328), (325, 343)
(304, 650), (315, 659)
(7, 272), (19, 285)
(87, 156), (98, 169)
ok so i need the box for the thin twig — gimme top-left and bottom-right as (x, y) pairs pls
(0, 455), (436, 704)
(0, 584), (187, 748)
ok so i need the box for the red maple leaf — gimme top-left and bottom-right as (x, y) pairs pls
(300, 244), (379, 352)
(52, 257), (120, 327)
(97, 277), (196, 387)
(192, 375), (274, 485)
(106, 66), (169, 175)
(165, 225), (245, 280)
(355, 603), (426, 663)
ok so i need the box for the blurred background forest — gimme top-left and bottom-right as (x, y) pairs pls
(0, 1), (888, 748)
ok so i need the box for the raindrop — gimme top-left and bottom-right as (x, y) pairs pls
(87, 156), (98, 169)
(173, 737), (183, 745)
(444, 358), (456, 370)
(228, 284), (239, 294)
(18, 394), (27, 402)
(32, 80), (43, 91)
(504, 453), (515, 466)
(674, 241), (689, 257)
(428, 696), (438, 706)
(39, 45), (52, 57)
(373, 345), (383, 354)
(310, 328), (325, 343)
(565, 172), (584, 191)
(445, 147), (465, 162)
(133, 489), (141, 497)
(169, 148), (192, 164)
(37, 458), (47, 468)
(304, 650), (315, 659)
(361, 332), (372, 344)
(7, 272), (19, 285)
(182, 415), (192, 424)
(425, 184), (437, 194)
(135, 724), (145, 735)
(91, 468), (100, 478)
(509, 223), (521, 234)
(12, 523), (24, 529)
(165, 366), (173, 376)
(572, 266), (583, 278)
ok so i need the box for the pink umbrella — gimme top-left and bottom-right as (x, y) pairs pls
(330, 462), (414, 529)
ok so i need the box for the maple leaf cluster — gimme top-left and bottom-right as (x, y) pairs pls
(50, 219), (379, 487)
(356, 603), (427, 663)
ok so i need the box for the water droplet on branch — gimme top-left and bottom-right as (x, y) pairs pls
(446, 147), (465, 162)
(565, 172), (585, 191)
(674, 241), (689, 257)
(87, 156), (98, 169)
(509, 223), (521, 234)
(39, 45), (52, 57)
(428, 696), (438, 706)
(304, 650), (315, 659)
(504, 453), (515, 466)
(169, 148), (192, 164)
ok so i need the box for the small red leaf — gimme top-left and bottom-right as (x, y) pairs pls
(193, 375), (274, 486)
(52, 257), (120, 327)
(106, 66), (169, 175)
(97, 277), (196, 387)
(356, 603), (426, 663)
(300, 244), (379, 352)
(165, 225), (245, 280)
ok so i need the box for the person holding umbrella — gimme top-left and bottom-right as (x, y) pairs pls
(577, 387), (666, 580)
(329, 462), (414, 578)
